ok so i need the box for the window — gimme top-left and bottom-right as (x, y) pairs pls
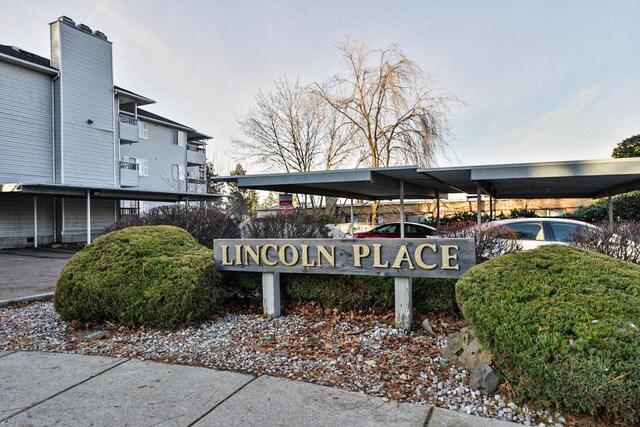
(406, 224), (429, 234)
(130, 158), (148, 177)
(172, 164), (185, 181)
(374, 224), (398, 234)
(172, 130), (186, 147)
(550, 222), (581, 242)
(507, 222), (544, 240)
(138, 121), (148, 139)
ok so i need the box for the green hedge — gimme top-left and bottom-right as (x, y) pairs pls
(456, 245), (640, 424)
(227, 272), (457, 314)
(55, 226), (223, 329)
(570, 191), (640, 222)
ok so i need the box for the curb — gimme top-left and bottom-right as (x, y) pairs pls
(0, 292), (54, 308)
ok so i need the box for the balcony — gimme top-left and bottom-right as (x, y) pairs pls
(120, 161), (139, 187)
(187, 144), (206, 165)
(186, 175), (207, 194)
(119, 115), (139, 143)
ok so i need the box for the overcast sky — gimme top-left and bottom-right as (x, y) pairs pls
(3, 0), (639, 173)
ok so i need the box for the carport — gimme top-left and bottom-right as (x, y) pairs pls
(0, 183), (222, 247)
(216, 166), (456, 237)
(216, 157), (640, 228)
(420, 157), (640, 224)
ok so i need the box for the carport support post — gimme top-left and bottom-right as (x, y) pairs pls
(489, 196), (493, 221)
(395, 277), (412, 332)
(350, 198), (354, 235)
(476, 187), (482, 224)
(436, 192), (441, 228)
(262, 272), (281, 318)
(86, 190), (91, 244)
(33, 196), (38, 248)
(608, 195), (613, 225)
(400, 180), (405, 238)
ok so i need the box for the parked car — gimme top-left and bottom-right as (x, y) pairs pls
(353, 222), (437, 238)
(493, 218), (595, 250)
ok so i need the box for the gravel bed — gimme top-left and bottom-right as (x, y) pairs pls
(0, 302), (570, 426)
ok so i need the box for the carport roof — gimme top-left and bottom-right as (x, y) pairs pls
(0, 183), (223, 202)
(214, 166), (454, 200)
(419, 158), (640, 198)
(215, 158), (640, 200)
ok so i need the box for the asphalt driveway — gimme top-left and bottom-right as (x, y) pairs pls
(0, 249), (74, 301)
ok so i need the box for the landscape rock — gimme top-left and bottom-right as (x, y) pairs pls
(469, 363), (498, 395)
(421, 319), (435, 335)
(1, 302), (568, 426)
(442, 327), (492, 369)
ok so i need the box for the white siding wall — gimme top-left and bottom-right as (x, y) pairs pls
(51, 23), (62, 184)
(120, 121), (188, 192)
(50, 21), (115, 187)
(0, 195), (54, 248)
(61, 197), (116, 242)
(0, 62), (53, 184)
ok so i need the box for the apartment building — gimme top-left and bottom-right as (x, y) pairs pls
(0, 16), (218, 248)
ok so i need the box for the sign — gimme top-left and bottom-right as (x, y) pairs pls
(278, 193), (293, 213)
(213, 238), (476, 279)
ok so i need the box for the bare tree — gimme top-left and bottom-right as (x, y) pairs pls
(314, 39), (459, 168)
(234, 76), (327, 173)
(234, 76), (355, 213)
(312, 39), (461, 220)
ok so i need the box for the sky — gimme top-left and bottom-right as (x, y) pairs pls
(2, 0), (639, 173)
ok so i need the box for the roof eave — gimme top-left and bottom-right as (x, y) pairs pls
(114, 86), (156, 106)
(0, 52), (58, 75)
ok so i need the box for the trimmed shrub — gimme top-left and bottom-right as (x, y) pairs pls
(456, 245), (640, 423)
(55, 226), (223, 329)
(241, 213), (329, 238)
(103, 205), (240, 248)
(438, 222), (522, 263)
(567, 220), (640, 264)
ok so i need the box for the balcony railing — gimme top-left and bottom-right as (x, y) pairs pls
(120, 161), (140, 188)
(120, 161), (139, 170)
(187, 148), (206, 165)
(119, 115), (138, 126)
(119, 115), (139, 143)
(187, 178), (207, 185)
(187, 144), (206, 152)
(120, 207), (140, 216)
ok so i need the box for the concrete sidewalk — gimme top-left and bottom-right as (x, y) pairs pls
(0, 351), (514, 427)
